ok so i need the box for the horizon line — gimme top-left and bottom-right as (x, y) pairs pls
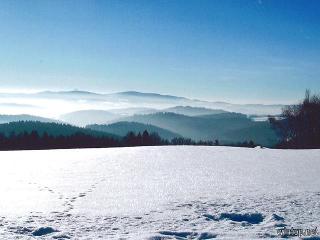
(0, 87), (298, 106)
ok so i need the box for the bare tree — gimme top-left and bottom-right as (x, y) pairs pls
(270, 90), (320, 148)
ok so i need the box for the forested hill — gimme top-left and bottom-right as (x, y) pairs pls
(87, 121), (181, 140)
(122, 112), (278, 147)
(0, 114), (58, 124)
(0, 121), (118, 138)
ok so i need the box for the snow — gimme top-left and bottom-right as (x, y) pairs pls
(0, 146), (319, 239)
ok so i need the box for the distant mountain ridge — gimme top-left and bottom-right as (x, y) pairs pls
(60, 110), (120, 127)
(34, 90), (186, 101)
(163, 106), (227, 116)
(0, 90), (286, 115)
(31, 90), (284, 105)
(38, 90), (99, 95)
(59, 106), (231, 126)
(114, 91), (185, 100)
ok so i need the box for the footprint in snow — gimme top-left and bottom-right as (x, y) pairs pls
(78, 193), (86, 198)
(32, 226), (58, 236)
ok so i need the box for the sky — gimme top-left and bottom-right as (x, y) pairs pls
(0, 0), (319, 104)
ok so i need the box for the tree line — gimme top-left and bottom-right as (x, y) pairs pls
(0, 128), (257, 151)
(0, 131), (119, 150)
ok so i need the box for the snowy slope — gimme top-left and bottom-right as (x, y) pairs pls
(0, 146), (319, 239)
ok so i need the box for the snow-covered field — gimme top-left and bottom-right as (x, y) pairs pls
(0, 146), (319, 239)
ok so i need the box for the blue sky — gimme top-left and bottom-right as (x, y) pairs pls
(0, 0), (319, 103)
